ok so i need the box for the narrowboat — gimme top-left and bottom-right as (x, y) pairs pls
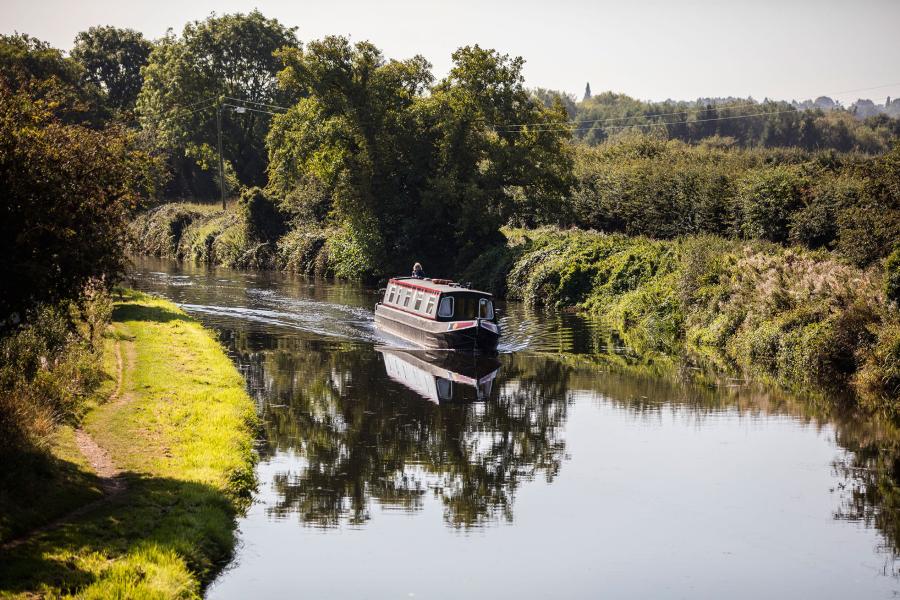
(374, 277), (500, 351)
(378, 348), (501, 402)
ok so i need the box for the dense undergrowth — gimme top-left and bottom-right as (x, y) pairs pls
(462, 228), (900, 414)
(0, 287), (112, 509)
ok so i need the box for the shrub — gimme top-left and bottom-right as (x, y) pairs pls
(277, 225), (331, 276)
(0, 298), (107, 456)
(240, 186), (287, 243)
(738, 166), (806, 243)
(886, 246), (900, 306)
(856, 324), (900, 413)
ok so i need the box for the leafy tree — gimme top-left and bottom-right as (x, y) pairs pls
(71, 26), (153, 113)
(426, 45), (573, 245)
(268, 40), (572, 278)
(137, 11), (299, 196)
(269, 36), (433, 277)
(531, 87), (576, 117)
(0, 34), (104, 124)
(0, 84), (155, 323)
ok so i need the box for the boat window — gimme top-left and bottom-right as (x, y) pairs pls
(479, 298), (494, 320)
(436, 377), (453, 400)
(425, 295), (436, 315)
(388, 286), (395, 303)
(403, 289), (411, 307)
(438, 297), (453, 318)
(414, 291), (423, 311)
(452, 295), (490, 319)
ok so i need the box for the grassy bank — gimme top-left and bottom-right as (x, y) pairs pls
(463, 228), (900, 414)
(0, 291), (257, 598)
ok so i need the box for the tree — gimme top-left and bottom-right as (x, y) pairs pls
(584, 82), (591, 101)
(267, 40), (573, 277)
(0, 34), (104, 125)
(0, 83), (155, 322)
(269, 36), (434, 277)
(71, 26), (153, 114)
(137, 11), (299, 196)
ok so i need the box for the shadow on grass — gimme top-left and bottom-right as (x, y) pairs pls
(112, 302), (189, 325)
(0, 449), (105, 546)
(0, 471), (241, 596)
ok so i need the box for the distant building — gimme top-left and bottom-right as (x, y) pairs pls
(583, 82), (592, 101)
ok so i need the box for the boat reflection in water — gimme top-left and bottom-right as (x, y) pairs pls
(378, 348), (501, 403)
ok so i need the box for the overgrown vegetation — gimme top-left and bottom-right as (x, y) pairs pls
(569, 134), (900, 267)
(0, 292), (258, 597)
(1, 35), (156, 476)
(463, 228), (900, 413)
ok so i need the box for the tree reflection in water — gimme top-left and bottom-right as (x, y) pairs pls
(224, 331), (571, 528)
(219, 327), (900, 556)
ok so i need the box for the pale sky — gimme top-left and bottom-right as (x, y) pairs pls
(3, 0), (900, 103)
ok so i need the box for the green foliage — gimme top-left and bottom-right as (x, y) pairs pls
(276, 225), (331, 276)
(137, 11), (299, 196)
(0, 33), (105, 124)
(738, 165), (806, 243)
(71, 26), (152, 114)
(886, 246), (900, 306)
(239, 186), (286, 243)
(0, 296), (109, 457)
(0, 83), (155, 323)
(571, 134), (743, 237)
(481, 228), (898, 410)
(569, 91), (900, 152)
(568, 135), (900, 266)
(857, 324), (900, 414)
(267, 38), (572, 278)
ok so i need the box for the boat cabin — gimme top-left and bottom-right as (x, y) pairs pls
(375, 277), (500, 351)
(382, 278), (495, 322)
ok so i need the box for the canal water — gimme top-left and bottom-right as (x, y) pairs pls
(128, 256), (899, 599)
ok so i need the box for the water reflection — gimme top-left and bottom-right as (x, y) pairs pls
(232, 336), (569, 529)
(378, 349), (501, 403)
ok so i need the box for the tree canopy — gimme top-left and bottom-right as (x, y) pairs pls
(71, 26), (152, 114)
(0, 83), (155, 321)
(137, 11), (299, 196)
(267, 40), (573, 278)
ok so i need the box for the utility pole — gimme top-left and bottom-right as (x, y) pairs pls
(217, 103), (226, 210)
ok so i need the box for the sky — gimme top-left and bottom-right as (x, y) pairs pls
(3, 0), (900, 104)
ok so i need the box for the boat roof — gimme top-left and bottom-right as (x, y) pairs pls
(388, 277), (492, 296)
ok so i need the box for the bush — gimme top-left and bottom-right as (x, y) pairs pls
(738, 166), (806, 243)
(240, 186), (287, 243)
(886, 246), (900, 306)
(277, 225), (331, 275)
(0, 298), (107, 456)
(129, 203), (210, 258)
(857, 324), (900, 413)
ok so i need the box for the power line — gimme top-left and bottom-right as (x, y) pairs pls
(174, 96), (217, 111)
(223, 96), (290, 111)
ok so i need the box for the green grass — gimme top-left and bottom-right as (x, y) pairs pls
(0, 291), (258, 599)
